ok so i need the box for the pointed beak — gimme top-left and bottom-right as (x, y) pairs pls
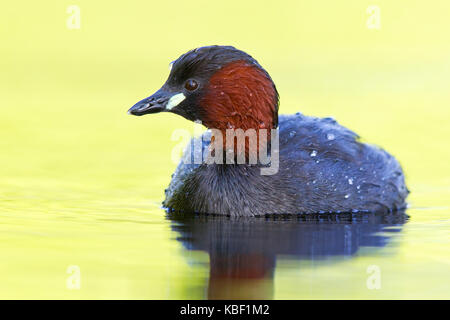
(128, 89), (172, 116)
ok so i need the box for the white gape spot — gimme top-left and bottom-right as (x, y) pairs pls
(166, 93), (186, 110)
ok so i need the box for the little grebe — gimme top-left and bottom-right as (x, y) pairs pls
(128, 46), (408, 216)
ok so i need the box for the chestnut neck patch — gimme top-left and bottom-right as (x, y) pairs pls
(199, 60), (279, 159)
(199, 60), (278, 132)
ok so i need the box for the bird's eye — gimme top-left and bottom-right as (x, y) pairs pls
(184, 79), (198, 91)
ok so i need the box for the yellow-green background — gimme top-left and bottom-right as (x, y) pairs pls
(0, 0), (449, 299)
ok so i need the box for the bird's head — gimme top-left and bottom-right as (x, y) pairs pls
(128, 46), (279, 132)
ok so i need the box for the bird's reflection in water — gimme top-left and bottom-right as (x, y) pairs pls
(167, 212), (408, 299)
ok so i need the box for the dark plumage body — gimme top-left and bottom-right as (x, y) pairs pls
(164, 113), (408, 216)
